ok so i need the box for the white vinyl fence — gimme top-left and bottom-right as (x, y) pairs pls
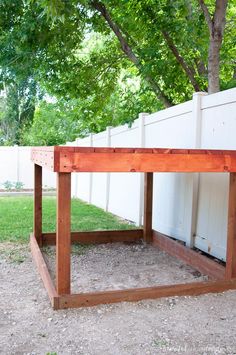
(68, 88), (236, 262)
(0, 146), (56, 189)
(1, 88), (236, 261)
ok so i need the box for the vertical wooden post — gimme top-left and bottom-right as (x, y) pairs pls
(34, 164), (42, 246)
(226, 173), (236, 279)
(143, 172), (153, 243)
(56, 172), (71, 295)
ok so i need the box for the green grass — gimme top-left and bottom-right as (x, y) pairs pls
(0, 196), (134, 243)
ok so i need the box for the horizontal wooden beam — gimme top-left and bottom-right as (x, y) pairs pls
(42, 229), (143, 245)
(31, 146), (236, 173)
(152, 230), (225, 280)
(59, 152), (236, 173)
(57, 278), (236, 309)
(30, 234), (59, 309)
(31, 146), (236, 154)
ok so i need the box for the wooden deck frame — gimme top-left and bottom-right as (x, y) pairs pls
(30, 231), (236, 310)
(31, 147), (236, 309)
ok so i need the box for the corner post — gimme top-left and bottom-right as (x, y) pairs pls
(34, 164), (42, 246)
(56, 172), (71, 295)
(226, 172), (236, 279)
(143, 172), (153, 243)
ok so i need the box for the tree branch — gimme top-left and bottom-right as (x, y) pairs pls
(91, 0), (139, 66)
(162, 31), (201, 91)
(213, 0), (228, 35)
(198, 0), (213, 32)
(90, 0), (172, 107)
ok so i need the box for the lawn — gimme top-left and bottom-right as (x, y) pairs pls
(0, 196), (134, 243)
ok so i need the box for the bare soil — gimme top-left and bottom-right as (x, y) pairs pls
(0, 243), (236, 355)
(43, 242), (208, 293)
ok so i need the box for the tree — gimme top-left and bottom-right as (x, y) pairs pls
(36, 0), (235, 96)
(0, 0), (85, 143)
(21, 70), (162, 145)
(198, 0), (228, 93)
(21, 100), (81, 145)
(89, 0), (234, 95)
(0, 0), (235, 146)
(0, 77), (38, 144)
(90, 0), (172, 107)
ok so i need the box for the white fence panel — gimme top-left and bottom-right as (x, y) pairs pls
(18, 148), (34, 188)
(144, 101), (194, 241)
(0, 147), (18, 185)
(91, 131), (108, 210)
(0, 146), (55, 189)
(74, 136), (92, 202)
(195, 88), (236, 260)
(109, 123), (141, 224)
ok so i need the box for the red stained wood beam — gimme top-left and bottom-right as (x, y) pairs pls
(42, 229), (143, 245)
(57, 278), (236, 309)
(152, 230), (225, 280)
(59, 152), (236, 173)
(30, 234), (59, 308)
(31, 146), (236, 173)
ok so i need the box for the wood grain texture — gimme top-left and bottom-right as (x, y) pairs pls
(42, 229), (143, 245)
(31, 146), (236, 173)
(57, 278), (236, 309)
(30, 234), (58, 307)
(59, 152), (236, 173)
(34, 164), (42, 246)
(143, 173), (153, 243)
(56, 173), (71, 295)
(226, 173), (236, 279)
(152, 231), (225, 280)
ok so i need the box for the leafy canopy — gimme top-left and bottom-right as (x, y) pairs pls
(0, 0), (235, 145)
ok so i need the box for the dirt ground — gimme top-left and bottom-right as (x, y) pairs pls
(43, 242), (208, 293)
(0, 243), (236, 355)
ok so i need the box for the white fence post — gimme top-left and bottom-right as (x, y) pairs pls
(192, 92), (208, 148)
(185, 92), (208, 247)
(88, 133), (93, 204)
(138, 112), (149, 226)
(15, 145), (19, 183)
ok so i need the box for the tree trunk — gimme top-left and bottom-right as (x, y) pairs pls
(198, 0), (228, 94)
(208, 35), (222, 94)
